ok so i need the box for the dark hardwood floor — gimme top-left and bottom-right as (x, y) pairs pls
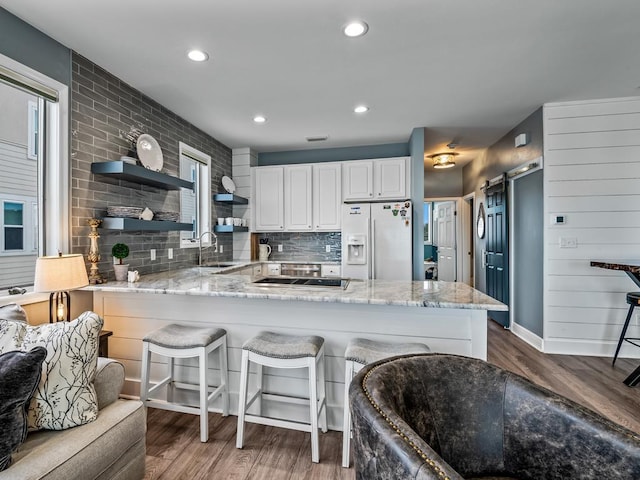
(144, 321), (640, 479)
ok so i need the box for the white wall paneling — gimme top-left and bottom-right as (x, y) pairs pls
(93, 291), (488, 430)
(543, 96), (640, 358)
(232, 148), (257, 260)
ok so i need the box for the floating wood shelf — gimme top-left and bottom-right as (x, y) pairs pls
(91, 161), (194, 191)
(214, 225), (249, 233)
(213, 193), (248, 204)
(100, 217), (194, 231)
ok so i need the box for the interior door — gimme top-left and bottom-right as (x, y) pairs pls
(436, 201), (456, 281)
(485, 182), (509, 327)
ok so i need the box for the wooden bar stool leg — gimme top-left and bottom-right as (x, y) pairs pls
(199, 347), (209, 442)
(318, 349), (327, 433)
(140, 342), (151, 403)
(308, 356), (320, 463)
(220, 338), (229, 416)
(342, 359), (355, 468)
(236, 349), (250, 449)
(613, 304), (635, 366)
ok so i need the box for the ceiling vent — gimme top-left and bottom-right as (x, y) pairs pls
(306, 135), (329, 142)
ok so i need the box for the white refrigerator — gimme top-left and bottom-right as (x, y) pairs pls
(341, 201), (413, 281)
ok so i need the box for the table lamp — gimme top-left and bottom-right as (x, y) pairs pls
(34, 253), (89, 323)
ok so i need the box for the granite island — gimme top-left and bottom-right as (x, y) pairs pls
(89, 265), (507, 429)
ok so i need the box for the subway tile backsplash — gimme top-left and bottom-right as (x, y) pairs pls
(257, 232), (341, 262)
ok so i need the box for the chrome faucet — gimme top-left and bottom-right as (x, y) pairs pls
(197, 230), (218, 266)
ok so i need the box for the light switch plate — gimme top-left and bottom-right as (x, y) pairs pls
(325, 245), (331, 253)
(559, 237), (577, 248)
(167, 248), (173, 259)
(278, 244), (283, 252)
(150, 249), (156, 261)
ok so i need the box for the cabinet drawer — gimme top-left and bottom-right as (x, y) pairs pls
(321, 265), (341, 277)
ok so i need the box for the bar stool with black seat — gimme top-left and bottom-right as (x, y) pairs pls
(140, 323), (229, 442)
(236, 331), (327, 463)
(612, 292), (640, 366)
(342, 337), (431, 468)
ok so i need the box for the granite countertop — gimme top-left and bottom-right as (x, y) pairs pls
(87, 266), (507, 310)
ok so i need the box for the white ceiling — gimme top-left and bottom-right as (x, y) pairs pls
(4, 0), (640, 167)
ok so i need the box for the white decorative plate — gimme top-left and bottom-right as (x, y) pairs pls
(221, 175), (236, 193)
(136, 134), (163, 172)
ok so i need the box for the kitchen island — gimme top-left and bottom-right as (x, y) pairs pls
(89, 265), (506, 429)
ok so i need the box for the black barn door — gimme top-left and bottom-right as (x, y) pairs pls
(485, 181), (509, 327)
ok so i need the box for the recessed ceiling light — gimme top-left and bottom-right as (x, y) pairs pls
(343, 21), (369, 38)
(253, 115), (267, 124)
(187, 50), (209, 62)
(354, 105), (369, 114)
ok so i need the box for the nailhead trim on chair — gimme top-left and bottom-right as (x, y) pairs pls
(361, 361), (451, 480)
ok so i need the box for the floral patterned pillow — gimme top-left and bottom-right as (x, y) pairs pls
(0, 311), (103, 431)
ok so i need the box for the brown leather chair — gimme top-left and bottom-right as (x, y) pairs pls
(349, 354), (640, 480)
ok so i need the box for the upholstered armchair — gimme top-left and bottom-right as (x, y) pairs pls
(349, 354), (640, 480)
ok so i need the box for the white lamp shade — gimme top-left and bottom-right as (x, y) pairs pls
(34, 254), (89, 293)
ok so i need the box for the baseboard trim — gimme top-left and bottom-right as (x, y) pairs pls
(511, 322), (543, 351)
(544, 338), (640, 358)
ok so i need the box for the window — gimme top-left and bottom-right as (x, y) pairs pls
(0, 53), (69, 291)
(423, 201), (432, 244)
(179, 142), (211, 248)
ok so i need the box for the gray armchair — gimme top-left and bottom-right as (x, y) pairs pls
(349, 354), (640, 480)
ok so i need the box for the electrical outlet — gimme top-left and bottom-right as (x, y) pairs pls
(167, 248), (173, 260)
(278, 244), (283, 252)
(325, 245), (331, 253)
(219, 245), (223, 253)
(559, 237), (577, 248)
(150, 249), (156, 261)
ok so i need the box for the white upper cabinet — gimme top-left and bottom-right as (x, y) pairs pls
(375, 157), (406, 200)
(343, 157), (409, 201)
(253, 166), (284, 231)
(342, 160), (374, 201)
(284, 165), (313, 231)
(313, 163), (342, 231)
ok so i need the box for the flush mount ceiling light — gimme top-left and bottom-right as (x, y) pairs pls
(428, 152), (458, 169)
(343, 20), (369, 38)
(354, 105), (369, 114)
(253, 115), (267, 124)
(187, 50), (209, 62)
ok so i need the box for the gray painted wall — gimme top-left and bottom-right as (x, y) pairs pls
(258, 143), (409, 165)
(409, 127), (425, 280)
(463, 107), (543, 295)
(513, 169), (543, 337)
(424, 167), (463, 198)
(0, 8), (71, 86)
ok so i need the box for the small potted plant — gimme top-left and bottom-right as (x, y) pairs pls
(112, 243), (130, 281)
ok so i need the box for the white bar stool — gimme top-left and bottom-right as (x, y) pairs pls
(342, 338), (430, 468)
(140, 323), (229, 443)
(236, 331), (328, 463)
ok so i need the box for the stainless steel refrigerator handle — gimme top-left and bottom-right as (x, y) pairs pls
(371, 218), (375, 279)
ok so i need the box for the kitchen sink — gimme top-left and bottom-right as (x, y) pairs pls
(252, 277), (349, 289)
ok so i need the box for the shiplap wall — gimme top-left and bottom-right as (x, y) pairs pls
(543, 97), (640, 357)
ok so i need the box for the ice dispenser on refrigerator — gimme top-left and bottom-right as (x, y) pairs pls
(346, 235), (366, 264)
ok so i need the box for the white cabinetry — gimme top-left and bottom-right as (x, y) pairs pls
(284, 165), (312, 230)
(253, 166), (284, 231)
(313, 163), (342, 231)
(342, 160), (374, 201)
(253, 163), (342, 232)
(343, 157), (408, 201)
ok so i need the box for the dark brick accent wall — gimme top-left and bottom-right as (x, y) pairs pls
(70, 52), (232, 279)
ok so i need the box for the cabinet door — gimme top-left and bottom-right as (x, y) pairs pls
(284, 165), (312, 231)
(375, 157), (407, 200)
(254, 166), (284, 231)
(313, 163), (342, 231)
(343, 160), (373, 201)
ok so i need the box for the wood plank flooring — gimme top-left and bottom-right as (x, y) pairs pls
(144, 321), (640, 479)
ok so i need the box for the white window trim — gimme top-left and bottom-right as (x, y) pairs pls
(0, 53), (70, 302)
(179, 141), (211, 249)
